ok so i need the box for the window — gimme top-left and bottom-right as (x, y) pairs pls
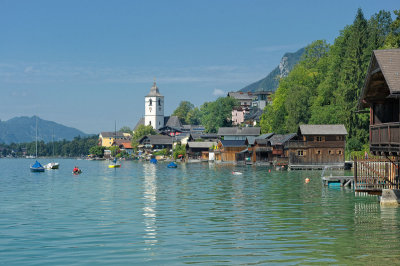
(336, 136), (343, 141)
(316, 136), (323, 142)
(158, 99), (161, 106)
(316, 150), (321, 155)
(328, 150), (333, 155)
(149, 121), (151, 126)
(149, 99), (152, 106)
(297, 150), (304, 156)
(337, 150), (342, 155)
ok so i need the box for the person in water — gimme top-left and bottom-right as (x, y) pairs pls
(73, 166), (80, 173)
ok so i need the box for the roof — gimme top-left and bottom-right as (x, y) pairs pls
(100, 132), (125, 138)
(359, 49), (400, 108)
(374, 49), (400, 93)
(133, 117), (144, 131)
(257, 133), (274, 139)
(219, 140), (247, 147)
(227, 92), (253, 100)
(269, 133), (297, 146)
(146, 81), (163, 97)
(166, 116), (183, 128)
(139, 135), (173, 145)
(299, 124), (347, 135)
(254, 139), (270, 145)
(187, 142), (217, 148)
(246, 136), (257, 145)
(217, 127), (261, 136)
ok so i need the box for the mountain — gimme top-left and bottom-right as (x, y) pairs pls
(240, 47), (305, 92)
(0, 116), (88, 144)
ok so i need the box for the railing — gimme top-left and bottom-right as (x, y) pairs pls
(370, 122), (400, 153)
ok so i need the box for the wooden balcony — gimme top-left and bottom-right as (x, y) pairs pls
(286, 140), (345, 149)
(370, 122), (400, 154)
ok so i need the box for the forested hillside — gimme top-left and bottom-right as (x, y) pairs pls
(260, 9), (400, 151)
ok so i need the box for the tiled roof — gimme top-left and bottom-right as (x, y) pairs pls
(227, 92), (253, 100)
(218, 127), (260, 136)
(374, 49), (400, 93)
(219, 140), (247, 147)
(166, 116), (183, 128)
(299, 125), (347, 135)
(100, 132), (125, 138)
(269, 133), (297, 146)
(187, 142), (217, 148)
(257, 133), (274, 139)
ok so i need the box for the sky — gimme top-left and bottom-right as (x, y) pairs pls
(0, 0), (398, 134)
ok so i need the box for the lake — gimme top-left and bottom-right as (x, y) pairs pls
(0, 158), (399, 265)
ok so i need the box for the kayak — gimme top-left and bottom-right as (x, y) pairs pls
(108, 164), (121, 168)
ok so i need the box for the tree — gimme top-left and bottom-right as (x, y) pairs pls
(89, 146), (106, 157)
(119, 126), (132, 134)
(200, 97), (238, 133)
(186, 107), (201, 125)
(173, 144), (186, 159)
(383, 10), (400, 48)
(131, 125), (156, 151)
(172, 101), (195, 124)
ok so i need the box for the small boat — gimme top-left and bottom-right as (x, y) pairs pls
(167, 162), (177, 168)
(150, 158), (158, 164)
(30, 161), (45, 172)
(108, 164), (121, 168)
(232, 171), (243, 175)
(44, 162), (59, 169)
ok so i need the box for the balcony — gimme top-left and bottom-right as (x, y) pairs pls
(370, 122), (400, 154)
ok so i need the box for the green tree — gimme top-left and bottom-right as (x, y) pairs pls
(384, 10), (400, 48)
(119, 126), (132, 134)
(131, 125), (156, 151)
(173, 144), (186, 159)
(200, 97), (238, 133)
(89, 146), (106, 157)
(172, 101), (195, 124)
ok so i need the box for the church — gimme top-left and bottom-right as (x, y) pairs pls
(134, 81), (182, 132)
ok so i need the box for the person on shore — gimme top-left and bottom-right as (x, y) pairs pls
(364, 151), (368, 159)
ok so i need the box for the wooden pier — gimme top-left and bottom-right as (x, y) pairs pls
(322, 175), (354, 187)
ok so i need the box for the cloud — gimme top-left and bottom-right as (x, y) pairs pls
(24, 66), (34, 73)
(213, 88), (226, 96)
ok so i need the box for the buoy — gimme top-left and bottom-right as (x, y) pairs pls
(305, 178), (310, 183)
(268, 169), (271, 173)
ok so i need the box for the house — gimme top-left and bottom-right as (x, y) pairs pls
(215, 139), (248, 162)
(114, 139), (133, 155)
(99, 132), (128, 147)
(217, 127), (260, 140)
(138, 135), (173, 151)
(251, 91), (272, 110)
(232, 107), (250, 125)
(358, 49), (400, 155)
(227, 92), (253, 107)
(186, 141), (217, 161)
(286, 124), (347, 168)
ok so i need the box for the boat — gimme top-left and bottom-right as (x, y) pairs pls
(150, 158), (158, 164)
(45, 130), (59, 169)
(44, 162), (59, 169)
(167, 162), (177, 168)
(232, 171), (243, 175)
(30, 160), (45, 172)
(30, 116), (44, 172)
(108, 121), (122, 169)
(73, 169), (82, 175)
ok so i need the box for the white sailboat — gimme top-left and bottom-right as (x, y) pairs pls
(45, 130), (59, 169)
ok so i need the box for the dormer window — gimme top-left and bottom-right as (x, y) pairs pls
(149, 99), (152, 106)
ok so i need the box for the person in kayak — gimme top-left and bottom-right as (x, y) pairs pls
(73, 166), (80, 174)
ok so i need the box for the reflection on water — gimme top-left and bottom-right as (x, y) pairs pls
(1, 159), (400, 264)
(142, 163), (158, 247)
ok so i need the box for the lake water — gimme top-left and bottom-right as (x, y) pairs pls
(1, 158), (400, 265)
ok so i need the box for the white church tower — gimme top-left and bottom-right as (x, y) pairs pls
(144, 80), (164, 130)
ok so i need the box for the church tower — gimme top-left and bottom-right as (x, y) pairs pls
(144, 80), (164, 130)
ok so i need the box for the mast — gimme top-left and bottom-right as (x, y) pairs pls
(35, 116), (38, 158)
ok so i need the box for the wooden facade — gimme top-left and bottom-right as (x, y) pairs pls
(359, 49), (400, 155)
(215, 140), (247, 162)
(287, 125), (347, 166)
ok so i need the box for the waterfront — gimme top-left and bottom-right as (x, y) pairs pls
(1, 159), (400, 264)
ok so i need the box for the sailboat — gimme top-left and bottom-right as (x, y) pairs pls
(108, 121), (121, 168)
(30, 116), (45, 172)
(44, 130), (59, 169)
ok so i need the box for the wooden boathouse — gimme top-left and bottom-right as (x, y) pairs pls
(356, 49), (400, 200)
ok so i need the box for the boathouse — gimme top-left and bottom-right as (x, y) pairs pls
(286, 124), (347, 169)
(356, 49), (400, 199)
(215, 140), (247, 162)
(186, 141), (217, 161)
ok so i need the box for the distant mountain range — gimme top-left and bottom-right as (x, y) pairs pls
(0, 116), (88, 144)
(240, 47), (305, 92)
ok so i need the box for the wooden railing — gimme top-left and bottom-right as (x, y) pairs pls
(370, 122), (400, 153)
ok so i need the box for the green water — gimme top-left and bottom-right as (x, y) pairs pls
(0, 158), (399, 265)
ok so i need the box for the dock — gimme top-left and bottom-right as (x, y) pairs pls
(322, 175), (354, 187)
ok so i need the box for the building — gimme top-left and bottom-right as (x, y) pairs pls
(138, 135), (173, 151)
(251, 91), (272, 110)
(286, 124), (347, 168)
(358, 49), (400, 155)
(227, 92), (253, 107)
(186, 141), (217, 161)
(99, 132), (128, 147)
(215, 140), (248, 162)
(144, 81), (165, 130)
(217, 127), (260, 141)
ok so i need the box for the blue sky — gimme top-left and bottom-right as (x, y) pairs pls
(0, 0), (398, 133)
